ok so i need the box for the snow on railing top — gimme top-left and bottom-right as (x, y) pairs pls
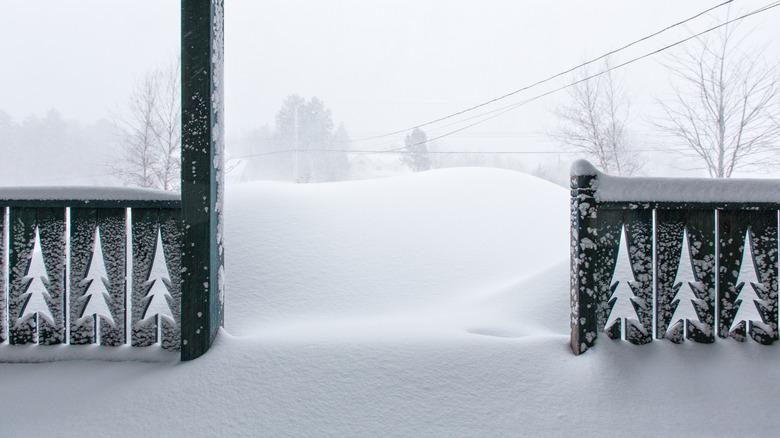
(0, 186), (180, 207)
(0, 186), (180, 201)
(571, 159), (780, 203)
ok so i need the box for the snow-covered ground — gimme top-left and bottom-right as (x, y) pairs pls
(2, 168), (780, 437)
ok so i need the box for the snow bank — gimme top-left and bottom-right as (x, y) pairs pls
(571, 159), (780, 203)
(2, 168), (779, 437)
(224, 167), (568, 334)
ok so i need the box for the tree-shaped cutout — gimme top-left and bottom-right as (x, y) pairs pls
(604, 225), (643, 339)
(17, 227), (55, 326)
(730, 229), (769, 339)
(77, 227), (115, 327)
(666, 228), (707, 341)
(141, 229), (175, 326)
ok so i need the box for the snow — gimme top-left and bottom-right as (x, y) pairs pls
(0, 186), (179, 201)
(572, 159), (780, 203)
(2, 168), (780, 436)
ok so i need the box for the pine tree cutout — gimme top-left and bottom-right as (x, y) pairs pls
(604, 225), (643, 339)
(141, 229), (175, 327)
(17, 227), (55, 327)
(730, 229), (769, 339)
(666, 228), (707, 342)
(77, 227), (115, 328)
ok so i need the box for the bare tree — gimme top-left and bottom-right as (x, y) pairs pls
(150, 60), (181, 191)
(656, 22), (780, 178)
(114, 60), (181, 190)
(552, 60), (639, 176)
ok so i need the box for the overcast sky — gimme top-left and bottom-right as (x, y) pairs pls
(2, 0), (780, 176)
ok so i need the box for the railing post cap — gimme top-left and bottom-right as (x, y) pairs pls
(570, 159), (599, 177)
(570, 160), (599, 193)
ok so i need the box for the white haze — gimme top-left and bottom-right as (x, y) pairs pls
(1, 0), (780, 185)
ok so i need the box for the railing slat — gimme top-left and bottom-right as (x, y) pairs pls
(718, 210), (779, 344)
(596, 209), (654, 344)
(159, 209), (182, 352)
(131, 209), (181, 350)
(131, 209), (161, 347)
(0, 208), (6, 343)
(656, 209), (716, 344)
(570, 173), (598, 354)
(594, 209), (622, 339)
(97, 208), (127, 346)
(69, 208), (128, 346)
(69, 207), (99, 344)
(11, 207), (40, 345)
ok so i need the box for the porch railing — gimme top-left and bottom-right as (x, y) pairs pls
(570, 160), (780, 354)
(2, 0), (226, 361)
(0, 188), (182, 351)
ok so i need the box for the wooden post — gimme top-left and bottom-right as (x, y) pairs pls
(570, 161), (599, 354)
(180, 0), (225, 360)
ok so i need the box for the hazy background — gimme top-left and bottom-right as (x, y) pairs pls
(2, 0), (780, 186)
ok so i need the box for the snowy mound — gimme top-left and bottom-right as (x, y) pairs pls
(225, 167), (569, 336)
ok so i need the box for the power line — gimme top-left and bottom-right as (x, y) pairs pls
(352, 0), (736, 142)
(232, 147), (690, 159)
(234, 0), (780, 161)
(379, 0), (780, 152)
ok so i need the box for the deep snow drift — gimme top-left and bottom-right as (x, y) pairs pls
(2, 168), (780, 437)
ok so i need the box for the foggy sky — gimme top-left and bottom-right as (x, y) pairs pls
(2, 0), (780, 176)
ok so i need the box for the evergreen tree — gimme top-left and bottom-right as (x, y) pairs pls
(18, 228), (55, 326)
(604, 226), (642, 338)
(77, 228), (115, 327)
(730, 230), (767, 334)
(667, 229), (707, 338)
(141, 230), (175, 325)
(401, 128), (431, 172)
(273, 95), (349, 182)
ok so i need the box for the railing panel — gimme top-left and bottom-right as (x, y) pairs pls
(0, 194), (182, 357)
(570, 160), (780, 354)
(8, 207), (66, 345)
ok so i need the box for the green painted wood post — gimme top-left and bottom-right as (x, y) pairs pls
(181, 0), (225, 360)
(570, 164), (599, 354)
